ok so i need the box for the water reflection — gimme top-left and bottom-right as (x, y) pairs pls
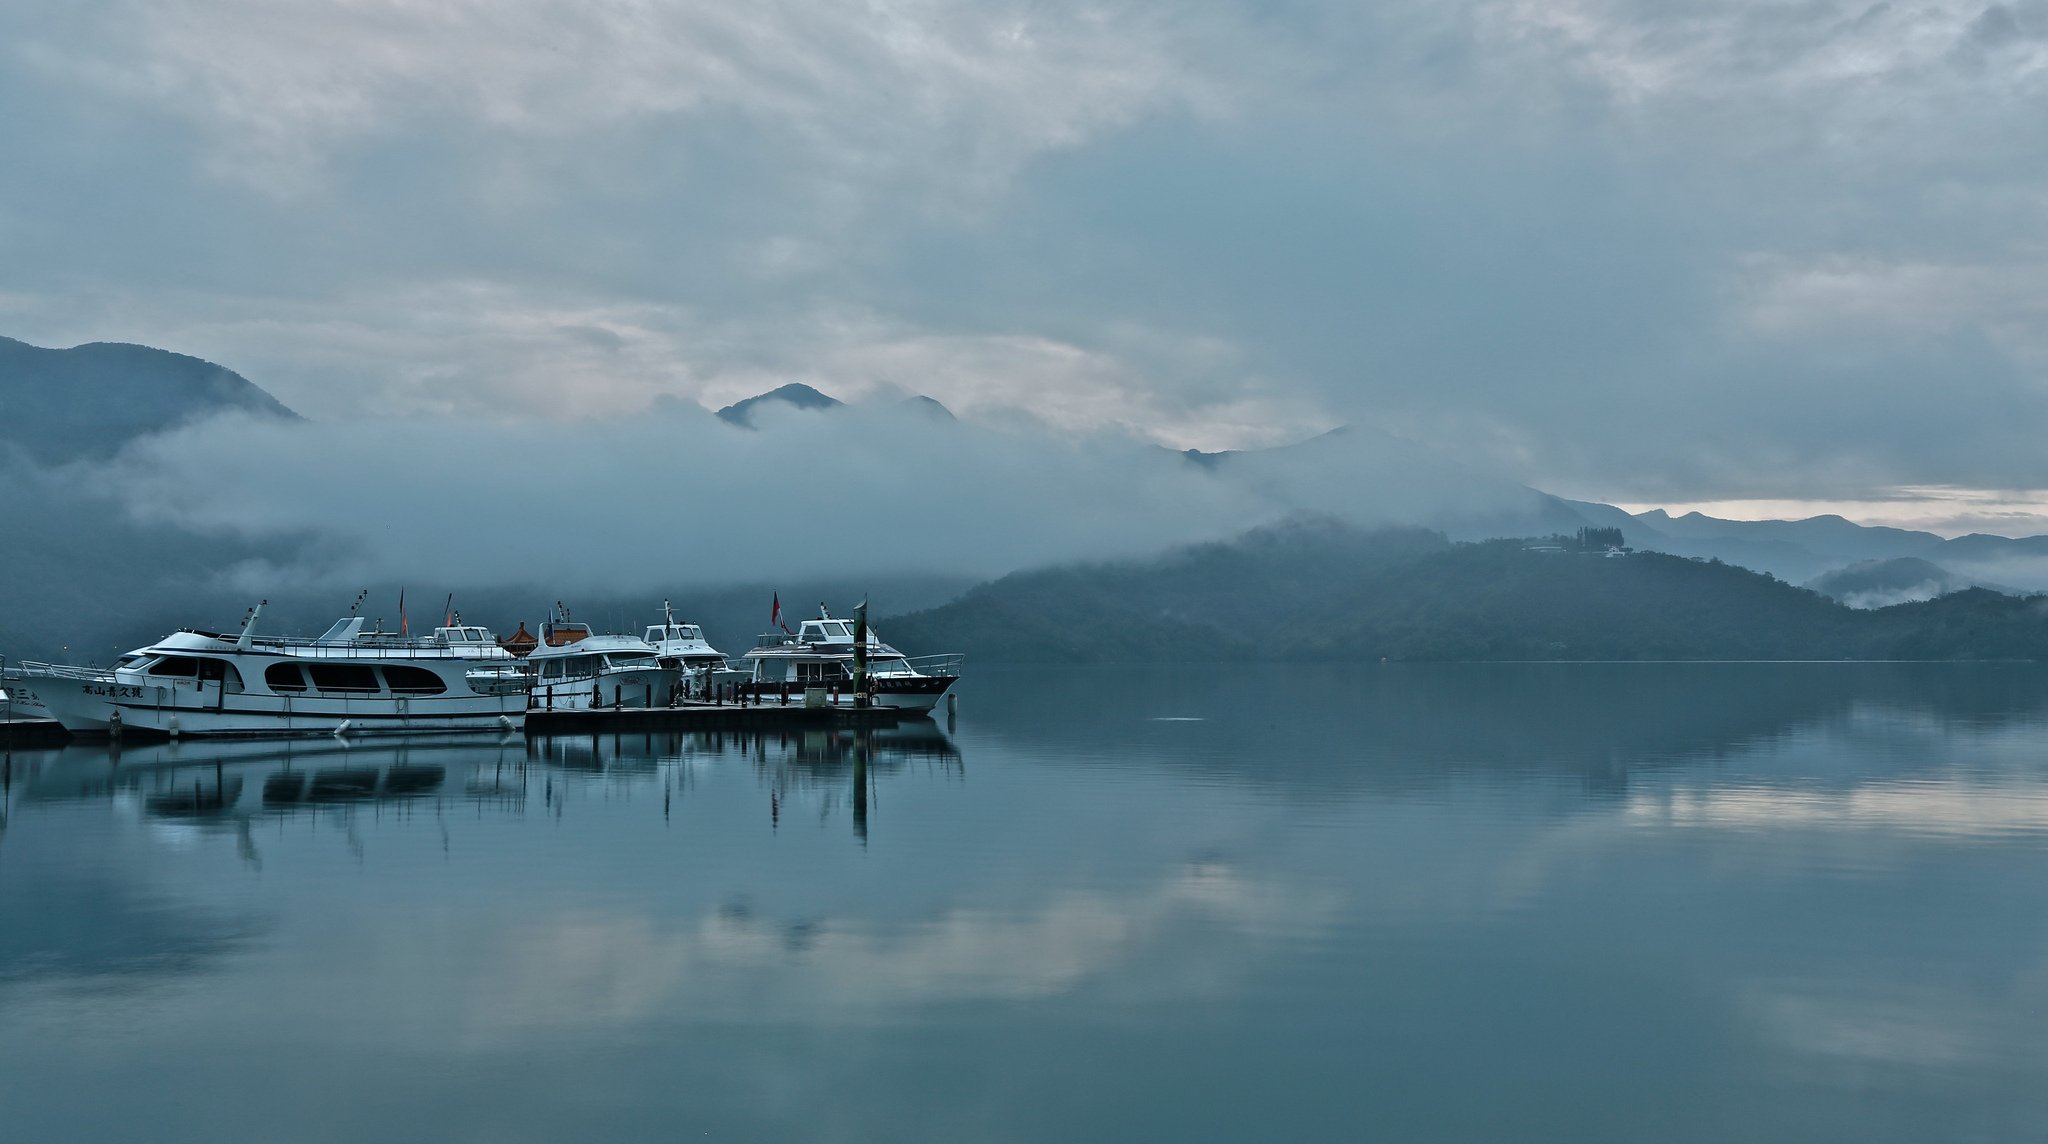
(3, 666), (2048, 1142)
(523, 722), (964, 841)
(2, 722), (964, 843)
(959, 661), (2048, 794)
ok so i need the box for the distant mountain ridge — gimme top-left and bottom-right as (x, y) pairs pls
(884, 519), (2048, 663)
(13, 336), (2048, 604)
(0, 336), (297, 463)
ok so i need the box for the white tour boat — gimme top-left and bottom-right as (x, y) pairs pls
(18, 604), (528, 738)
(527, 610), (678, 711)
(740, 604), (961, 712)
(643, 601), (747, 697)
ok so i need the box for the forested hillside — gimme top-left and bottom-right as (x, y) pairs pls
(883, 519), (2048, 662)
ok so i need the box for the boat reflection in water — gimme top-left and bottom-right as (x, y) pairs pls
(526, 720), (963, 841)
(2, 719), (962, 847)
(2, 735), (529, 862)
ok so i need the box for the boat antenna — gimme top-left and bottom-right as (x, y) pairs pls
(349, 588), (368, 616)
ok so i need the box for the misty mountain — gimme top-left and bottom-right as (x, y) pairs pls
(16, 338), (2048, 668)
(1805, 557), (1980, 609)
(900, 395), (955, 421)
(0, 336), (297, 464)
(714, 382), (843, 427)
(884, 518), (2048, 662)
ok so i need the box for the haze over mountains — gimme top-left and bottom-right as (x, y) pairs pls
(5, 334), (2048, 659)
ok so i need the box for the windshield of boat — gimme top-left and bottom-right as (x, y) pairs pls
(647, 625), (704, 643)
(605, 652), (657, 667)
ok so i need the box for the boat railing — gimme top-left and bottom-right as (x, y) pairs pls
(17, 660), (116, 682)
(900, 653), (964, 678)
(171, 630), (509, 659)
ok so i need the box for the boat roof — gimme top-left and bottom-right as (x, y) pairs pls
(527, 633), (660, 658)
(131, 619), (512, 661)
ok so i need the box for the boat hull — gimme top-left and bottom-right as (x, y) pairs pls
(745, 674), (955, 713)
(529, 666), (678, 711)
(1, 679), (56, 722)
(31, 675), (527, 738)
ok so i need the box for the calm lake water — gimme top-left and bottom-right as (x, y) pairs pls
(5, 663), (2048, 1142)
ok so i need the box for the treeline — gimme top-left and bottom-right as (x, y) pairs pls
(881, 518), (2048, 662)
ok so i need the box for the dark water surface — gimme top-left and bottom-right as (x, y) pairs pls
(5, 663), (2048, 1142)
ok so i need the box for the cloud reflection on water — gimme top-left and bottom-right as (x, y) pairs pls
(457, 861), (1342, 1041)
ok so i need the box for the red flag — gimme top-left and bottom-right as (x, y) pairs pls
(771, 592), (781, 628)
(444, 593), (454, 628)
(399, 587), (408, 636)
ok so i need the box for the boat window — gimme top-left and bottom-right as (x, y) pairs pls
(606, 652), (655, 667)
(115, 654), (146, 669)
(307, 663), (381, 693)
(193, 659), (244, 689)
(541, 659), (564, 680)
(148, 656), (200, 677)
(266, 663), (309, 693)
(754, 659), (790, 682)
(870, 657), (910, 673)
(382, 665), (448, 695)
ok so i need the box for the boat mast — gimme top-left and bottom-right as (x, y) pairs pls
(236, 600), (267, 651)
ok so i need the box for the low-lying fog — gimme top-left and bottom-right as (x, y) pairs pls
(2, 398), (1537, 658)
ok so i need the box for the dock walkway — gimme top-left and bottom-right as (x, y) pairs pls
(523, 700), (916, 734)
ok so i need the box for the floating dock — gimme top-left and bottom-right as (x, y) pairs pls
(523, 699), (920, 735)
(7, 701), (938, 744)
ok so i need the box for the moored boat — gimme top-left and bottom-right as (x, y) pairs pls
(643, 600), (748, 697)
(527, 609), (678, 710)
(18, 604), (529, 738)
(740, 604), (960, 712)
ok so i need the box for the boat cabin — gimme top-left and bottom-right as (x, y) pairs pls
(436, 625), (497, 649)
(646, 622), (705, 644)
(543, 620), (592, 647)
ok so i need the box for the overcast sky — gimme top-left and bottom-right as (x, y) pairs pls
(6, 0), (2048, 527)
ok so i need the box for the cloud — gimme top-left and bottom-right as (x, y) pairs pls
(10, 0), (1224, 200)
(69, 394), (1547, 598)
(10, 0), (2048, 509)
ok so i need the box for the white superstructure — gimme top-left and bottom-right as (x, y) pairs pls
(527, 611), (678, 711)
(644, 601), (729, 672)
(20, 605), (528, 738)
